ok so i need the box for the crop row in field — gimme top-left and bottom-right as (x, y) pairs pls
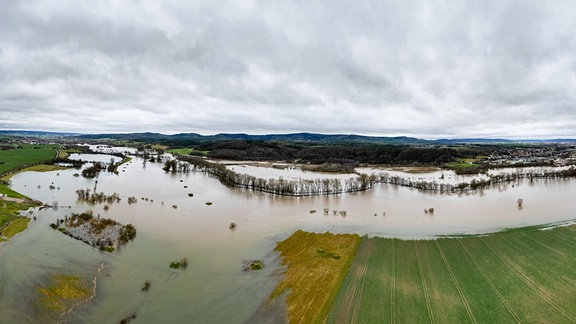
(328, 225), (576, 323)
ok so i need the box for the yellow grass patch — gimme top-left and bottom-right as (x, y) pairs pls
(38, 275), (91, 312)
(0, 217), (30, 241)
(271, 230), (361, 323)
(1, 164), (69, 182)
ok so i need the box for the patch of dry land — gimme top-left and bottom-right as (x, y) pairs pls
(0, 196), (39, 243)
(270, 230), (361, 323)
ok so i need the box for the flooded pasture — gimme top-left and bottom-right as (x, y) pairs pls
(1, 153), (575, 322)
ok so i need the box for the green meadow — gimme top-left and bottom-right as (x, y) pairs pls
(167, 147), (209, 155)
(0, 146), (58, 176)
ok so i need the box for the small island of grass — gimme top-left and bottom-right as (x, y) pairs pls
(169, 258), (188, 269)
(242, 259), (263, 271)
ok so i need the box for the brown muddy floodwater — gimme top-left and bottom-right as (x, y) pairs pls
(1, 153), (575, 323)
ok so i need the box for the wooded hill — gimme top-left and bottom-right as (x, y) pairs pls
(3, 130), (572, 168)
(71, 132), (576, 168)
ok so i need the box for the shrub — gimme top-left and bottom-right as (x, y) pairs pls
(250, 260), (263, 270)
(141, 280), (151, 292)
(119, 224), (136, 244)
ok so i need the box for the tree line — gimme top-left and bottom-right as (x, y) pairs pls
(174, 156), (373, 196)
(173, 155), (576, 196)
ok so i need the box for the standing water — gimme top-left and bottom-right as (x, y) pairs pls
(1, 153), (575, 322)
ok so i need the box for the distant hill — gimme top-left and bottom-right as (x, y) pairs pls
(434, 138), (576, 144)
(77, 132), (576, 145)
(76, 132), (432, 145)
(2, 130), (576, 145)
(0, 130), (80, 137)
(434, 138), (514, 144)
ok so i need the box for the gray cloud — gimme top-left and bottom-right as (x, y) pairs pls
(1, 0), (576, 138)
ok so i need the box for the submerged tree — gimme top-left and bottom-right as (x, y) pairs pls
(82, 162), (104, 178)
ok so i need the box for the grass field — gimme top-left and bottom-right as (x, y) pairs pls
(167, 148), (209, 155)
(57, 148), (82, 159)
(0, 147), (57, 176)
(444, 158), (487, 175)
(328, 225), (576, 323)
(271, 230), (361, 323)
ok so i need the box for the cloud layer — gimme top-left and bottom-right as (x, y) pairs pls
(1, 0), (575, 138)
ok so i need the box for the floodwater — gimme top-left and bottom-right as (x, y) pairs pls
(1, 153), (576, 323)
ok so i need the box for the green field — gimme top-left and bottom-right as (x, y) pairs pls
(328, 226), (576, 323)
(167, 148), (209, 155)
(0, 147), (58, 176)
(444, 158), (487, 175)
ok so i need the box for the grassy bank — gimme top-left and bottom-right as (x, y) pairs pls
(0, 145), (61, 243)
(329, 225), (576, 323)
(0, 217), (31, 242)
(0, 183), (28, 199)
(0, 199), (35, 242)
(1, 164), (69, 183)
(112, 156), (132, 174)
(271, 230), (361, 323)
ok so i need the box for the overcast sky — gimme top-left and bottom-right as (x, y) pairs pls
(1, 1), (575, 138)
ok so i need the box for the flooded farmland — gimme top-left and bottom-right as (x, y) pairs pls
(1, 152), (575, 323)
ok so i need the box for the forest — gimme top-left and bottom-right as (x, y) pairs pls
(182, 140), (505, 167)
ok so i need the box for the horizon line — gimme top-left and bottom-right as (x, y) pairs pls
(2, 129), (576, 142)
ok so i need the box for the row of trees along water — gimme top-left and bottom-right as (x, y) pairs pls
(173, 156), (372, 196)
(171, 155), (576, 196)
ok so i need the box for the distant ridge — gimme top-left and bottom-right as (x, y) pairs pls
(0, 130), (81, 137)
(2, 130), (576, 144)
(434, 138), (514, 144)
(76, 132), (431, 145)
(435, 138), (576, 144)
(74, 132), (576, 144)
